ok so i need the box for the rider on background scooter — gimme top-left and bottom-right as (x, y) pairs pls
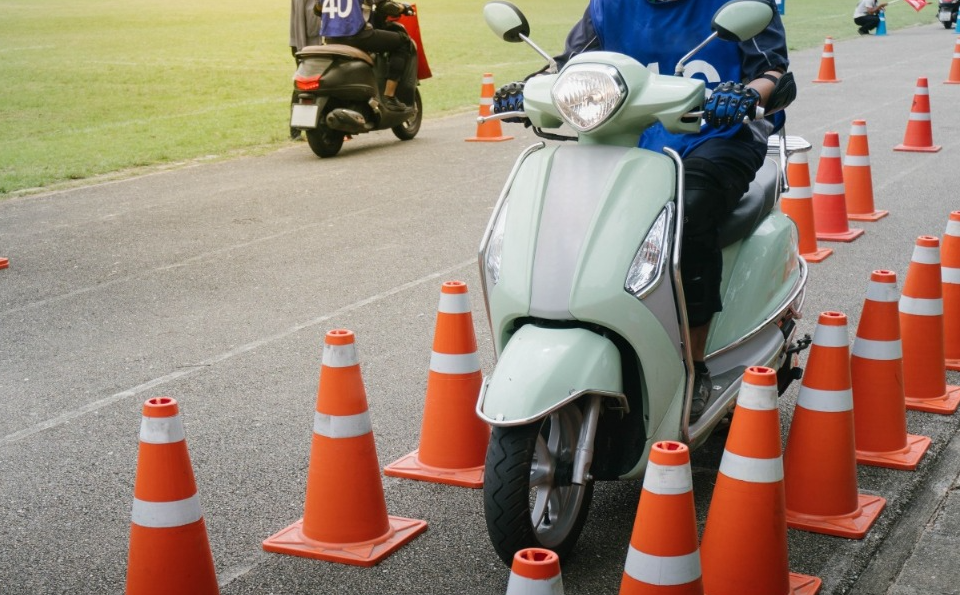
(315, 0), (415, 111)
(493, 0), (797, 421)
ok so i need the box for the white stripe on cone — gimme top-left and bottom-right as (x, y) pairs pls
(718, 450), (784, 483)
(798, 387), (854, 412)
(322, 342), (359, 368)
(623, 548), (702, 587)
(131, 494), (203, 528)
(313, 411), (373, 439)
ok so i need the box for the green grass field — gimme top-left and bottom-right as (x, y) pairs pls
(0, 0), (933, 196)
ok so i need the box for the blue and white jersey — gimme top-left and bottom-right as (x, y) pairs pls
(320, 0), (367, 38)
(580, 0), (787, 155)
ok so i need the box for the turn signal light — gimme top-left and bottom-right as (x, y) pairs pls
(294, 74), (321, 91)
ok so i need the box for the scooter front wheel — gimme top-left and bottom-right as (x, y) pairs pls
(483, 403), (594, 566)
(392, 88), (422, 141)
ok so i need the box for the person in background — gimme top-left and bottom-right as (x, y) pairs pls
(316, 0), (413, 111)
(290, 0), (322, 139)
(854, 0), (888, 35)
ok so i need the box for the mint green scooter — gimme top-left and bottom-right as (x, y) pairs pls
(476, 0), (810, 565)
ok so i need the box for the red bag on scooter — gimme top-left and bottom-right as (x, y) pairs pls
(393, 6), (432, 80)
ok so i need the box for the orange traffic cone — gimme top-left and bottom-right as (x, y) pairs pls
(385, 280), (490, 488)
(262, 329), (427, 566)
(942, 212), (960, 370)
(466, 73), (513, 143)
(619, 441), (702, 595)
(700, 367), (821, 595)
(812, 132), (864, 243)
(126, 397), (219, 595)
(852, 271), (931, 470)
(505, 548), (564, 595)
(843, 120), (888, 221)
(813, 37), (840, 83)
(781, 152), (832, 263)
(945, 37), (960, 84)
(0, 257), (7, 270)
(900, 237), (960, 414)
(895, 78), (942, 152)
(784, 312), (886, 539)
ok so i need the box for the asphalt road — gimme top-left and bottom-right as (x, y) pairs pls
(2, 22), (960, 595)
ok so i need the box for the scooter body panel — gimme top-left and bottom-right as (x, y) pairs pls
(710, 212), (800, 350)
(478, 325), (622, 424)
(485, 143), (689, 447)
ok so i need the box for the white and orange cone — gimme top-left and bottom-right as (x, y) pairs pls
(262, 329), (427, 566)
(126, 397), (219, 595)
(781, 152), (832, 263)
(784, 312), (886, 539)
(619, 441), (702, 595)
(852, 271), (931, 470)
(946, 37), (960, 84)
(895, 78), (942, 152)
(385, 280), (490, 488)
(900, 237), (960, 414)
(812, 132), (864, 243)
(505, 548), (564, 595)
(941, 212), (960, 370)
(699, 367), (821, 595)
(843, 120), (887, 221)
(813, 37), (840, 83)
(466, 73), (513, 143)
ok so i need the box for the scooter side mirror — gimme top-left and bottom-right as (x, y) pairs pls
(711, 0), (774, 42)
(483, 1), (531, 43)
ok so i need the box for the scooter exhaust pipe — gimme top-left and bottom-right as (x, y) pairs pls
(325, 108), (370, 134)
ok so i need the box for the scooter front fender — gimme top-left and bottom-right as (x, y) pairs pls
(476, 325), (623, 426)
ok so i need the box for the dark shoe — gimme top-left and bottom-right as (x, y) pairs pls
(690, 368), (712, 422)
(858, 28), (870, 35)
(382, 95), (408, 112)
(290, 128), (301, 140)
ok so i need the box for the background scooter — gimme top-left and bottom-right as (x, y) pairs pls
(938, 0), (959, 28)
(290, 7), (430, 157)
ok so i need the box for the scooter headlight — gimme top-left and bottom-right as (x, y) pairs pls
(483, 202), (509, 287)
(552, 64), (627, 132)
(625, 205), (673, 298)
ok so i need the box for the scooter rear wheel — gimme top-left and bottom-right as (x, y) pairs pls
(306, 124), (345, 158)
(483, 403), (593, 566)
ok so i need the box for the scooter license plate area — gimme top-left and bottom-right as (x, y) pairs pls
(940, 9), (954, 19)
(291, 104), (319, 129)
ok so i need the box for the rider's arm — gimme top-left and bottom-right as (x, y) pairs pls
(739, 0), (792, 111)
(554, 7), (601, 72)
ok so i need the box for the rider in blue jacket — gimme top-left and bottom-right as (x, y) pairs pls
(496, 0), (796, 420)
(317, 0), (413, 111)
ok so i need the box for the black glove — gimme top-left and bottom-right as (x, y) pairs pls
(378, 1), (404, 17)
(493, 82), (527, 124)
(312, 1), (323, 18)
(402, 3), (416, 16)
(703, 82), (761, 128)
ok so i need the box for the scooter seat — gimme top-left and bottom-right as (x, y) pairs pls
(297, 44), (374, 66)
(718, 158), (779, 248)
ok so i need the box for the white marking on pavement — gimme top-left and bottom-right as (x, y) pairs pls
(0, 259), (474, 446)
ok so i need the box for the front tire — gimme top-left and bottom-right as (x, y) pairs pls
(306, 125), (345, 158)
(392, 89), (423, 141)
(483, 404), (594, 566)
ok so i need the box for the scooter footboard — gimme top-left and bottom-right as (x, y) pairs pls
(476, 325), (624, 426)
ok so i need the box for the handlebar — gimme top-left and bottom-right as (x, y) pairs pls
(683, 104), (765, 123)
(478, 111), (525, 124)
(485, 105), (766, 127)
